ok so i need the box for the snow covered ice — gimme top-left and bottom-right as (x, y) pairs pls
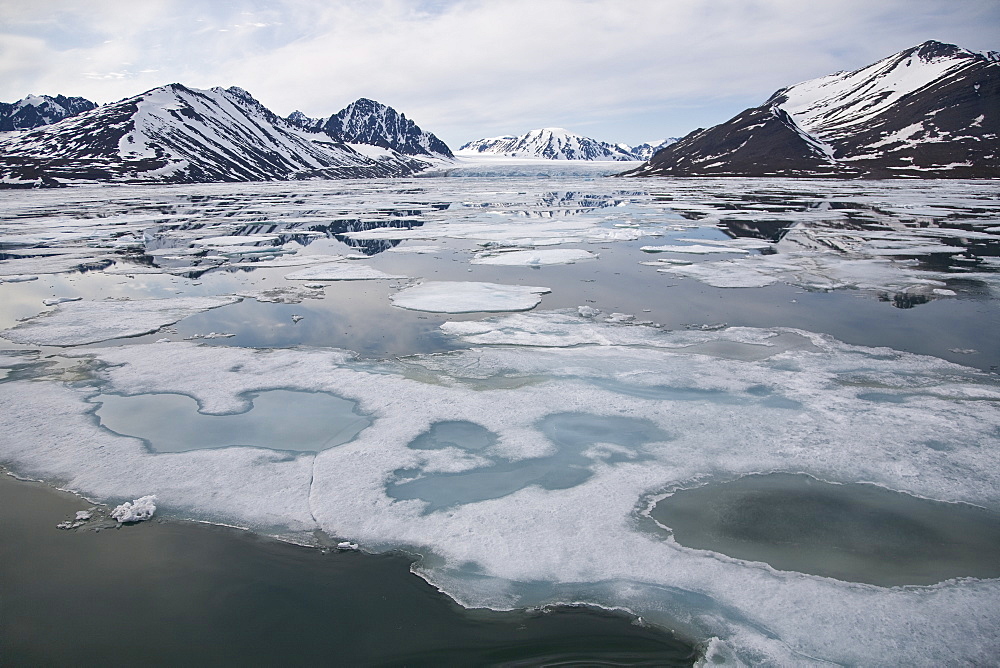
(111, 495), (157, 523)
(0, 173), (998, 666)
(390, 281), (551, 313)
(2, 296), (240, 346)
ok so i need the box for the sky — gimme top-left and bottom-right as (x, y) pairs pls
(1, 0), (997, 148)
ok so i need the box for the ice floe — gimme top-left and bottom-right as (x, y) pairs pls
(41, 297), (83, 306)
(390, 281), (551, 313)
(470, 248), (598, 266)
(655, 252), (964, 294)
(384, 245), (442, 254)
(285, 263), (407, 281)
(640, 244), (751, 254)
(1, 295), (240, 346)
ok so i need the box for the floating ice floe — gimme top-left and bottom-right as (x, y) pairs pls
(384, 245), (442, 254)
(655, 251), (966, 293)
(676, 237), (774, 250)
(285, 263), (408, 281)
(227, 254), (340, 268)
(57, 509), (95, 530)
(183, 332), (235, 340)
(237, 285), (325, 304)
(0, 295), (240, 346)
(42, 297), (82, 306)
(640, 244), (751, 254)
(110, 495), (157, 523)
(470, 249), (598, 266)
(390, 281), (551, 313)
(102, 262), (221, 276)
(440, 311), (780, 349)
(0, 252), (114, 276)
(343, 216), (653, 246)
(193, 235), (282, 247)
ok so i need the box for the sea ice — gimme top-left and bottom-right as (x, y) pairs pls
(385, 245), (442, 254)
(1, 177), (998, 666)
(640, 244), (751, 254)
(233, 255), (343, 268)
(193, 235), (281, 246)
(285, 263), (407, 281)
(470, 249), (598, 266)
(390, 281), (550, 313)
(0, 295), (240, 346)
(0, 321), (997, 665)
(656, 251), (957, 294)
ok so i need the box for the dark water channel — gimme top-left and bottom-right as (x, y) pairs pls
(0, 473), (697, 667)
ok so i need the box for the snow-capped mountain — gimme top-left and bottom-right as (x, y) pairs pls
(0, 94), (97, 131)
(626, 138), (679, 161)
(286, 110), (321, 129)
(0, 84), (437, 187)
(459, 128), (639, 161)
(626, 41), (998, 178)
(286, 98), (453, 159)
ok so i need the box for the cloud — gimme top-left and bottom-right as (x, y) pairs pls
(0, 0), (997, 144)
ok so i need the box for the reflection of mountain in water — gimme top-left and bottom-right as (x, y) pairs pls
(721, 220), (793, 244)
(457, 191), (639, 219)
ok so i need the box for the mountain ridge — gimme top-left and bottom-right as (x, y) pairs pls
(624, 40), (998, 179)
(286, 99), (452, 159)
(0, 94), (97, 132)
(458, 128), (646, 161)
(0, 84), (451, 188)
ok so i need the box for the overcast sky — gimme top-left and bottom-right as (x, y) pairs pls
(1, 0), (997, 147)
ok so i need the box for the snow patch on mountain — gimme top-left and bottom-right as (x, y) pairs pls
(772, 41), (990, 144)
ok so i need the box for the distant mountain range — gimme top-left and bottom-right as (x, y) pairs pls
(458, 128), (676, 161)
(2, 40), (994, 187)
(0, 85), (452, 188)
(624, 41), (999, 179)
(0, 94), (97, 131)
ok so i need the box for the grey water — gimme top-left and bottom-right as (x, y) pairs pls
(93, 389), (370, 452)
(650, 473), (1000, 586)
(0, 473), (697, 667)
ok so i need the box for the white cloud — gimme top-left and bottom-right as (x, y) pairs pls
(0, 0), (996, 145)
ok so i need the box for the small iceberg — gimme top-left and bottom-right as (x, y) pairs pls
(111, 495), (157, 523)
